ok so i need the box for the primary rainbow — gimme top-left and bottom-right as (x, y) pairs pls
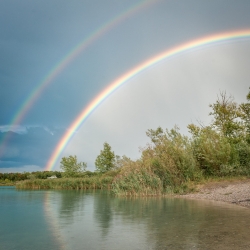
(45, 29), (250, 171)
(0, 0), (157, 157)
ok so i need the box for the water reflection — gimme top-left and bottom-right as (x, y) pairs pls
(58, 190), (85, 224)
(111, 197), (250, 249)
(0, 187), (62, 250)
(46, 190), (250, 250)
(93, 191), (113, 236)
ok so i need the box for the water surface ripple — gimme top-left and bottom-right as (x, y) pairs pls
(1, 187), (250, 250)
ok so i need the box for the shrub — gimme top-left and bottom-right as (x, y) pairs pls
(112, 127), (202, 195)
(188, 125), (232, 175)
(112, 161), (162, 196)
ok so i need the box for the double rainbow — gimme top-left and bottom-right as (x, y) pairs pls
(45, 29), (250, 171)
(0, 0), (157, 157)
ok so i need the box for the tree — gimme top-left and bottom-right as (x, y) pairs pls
(95, 142), (115, 173)
(60, 155), (87, 177)
(239, 88), (250, 143)
(114, 155), (132, 169)
(188, 124), (232, 175)
(145, 126), (201, 186)
(209, 91), (243, 143)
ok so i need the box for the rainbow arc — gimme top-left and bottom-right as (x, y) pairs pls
(45, 29), (250, 170)
(0, 0), (157, 157)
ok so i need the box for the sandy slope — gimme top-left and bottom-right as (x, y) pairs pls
(180, 179), (250, 208)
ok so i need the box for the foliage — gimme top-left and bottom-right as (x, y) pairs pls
(0, 172), (29, 182)
(188, 124), (232, 175)
(11, 88), (250, 195)
(114, 155), (132, 169)
(16, 175), (114, 190)
(112, 89), (250, 195)
(209, 91), (243, 143)
(112, 160), (163, 196)
(0, 171), (62, 185)
(239, 89), (250, 143)
(33, 171), (62, 179)
(95, 142), (115, 173)
(112, 127), (202, 195)
(145, 126), (202, 185)
(60, 155), (87, 177)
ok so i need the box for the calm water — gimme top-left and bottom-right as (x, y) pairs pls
(1, 186), (250, 250)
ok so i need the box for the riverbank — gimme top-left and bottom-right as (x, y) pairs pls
(0, 182), (15, 186)
(179, 178), (250, 208)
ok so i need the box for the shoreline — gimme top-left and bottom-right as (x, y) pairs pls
(178, 178), (250, 208)
(4, 177), (250, 209)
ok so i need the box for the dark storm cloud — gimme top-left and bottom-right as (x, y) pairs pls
(0, 127), (64, 168)
(1, 0), (250, 125)
(0, 0), (116, 125)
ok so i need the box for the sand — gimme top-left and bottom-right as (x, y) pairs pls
(179, 178), (250, 208)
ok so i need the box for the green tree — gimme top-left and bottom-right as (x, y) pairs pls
(60, 155), (87, 177)
(209, 91), (243, 143)
(114, 155), (132, 169)
(95, 142), (115, 173)
(188, 124), (232, 175)
(145, 126), (201, 185)
(239, 89), (250, 143)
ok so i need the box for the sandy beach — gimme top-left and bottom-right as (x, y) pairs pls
(180, 178), (250, 208)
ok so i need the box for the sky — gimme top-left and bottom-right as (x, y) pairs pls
(1, 0), (250, 173)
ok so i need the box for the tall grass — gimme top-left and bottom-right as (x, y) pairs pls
(16, 176), (113, 190)
(112, 127), (202, 196)
(111, 162), (163, 196)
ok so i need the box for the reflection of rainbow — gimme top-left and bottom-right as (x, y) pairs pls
(44, 191), (66, 250)
(45, 30), (250, 171)
(0, 0), (157, 156)
(43, 191), (65, 250)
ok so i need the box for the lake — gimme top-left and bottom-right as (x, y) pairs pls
(1, 186), (250, 250)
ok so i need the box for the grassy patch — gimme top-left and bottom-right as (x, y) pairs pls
(16, 176), (113, 190)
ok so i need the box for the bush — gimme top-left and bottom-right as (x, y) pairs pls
(112, 162), (162, 196)
(112, 127), (202, 195)
(146, 127), (202, 185)
(189, 125), (232, 175)
(236, 141), (250, 168)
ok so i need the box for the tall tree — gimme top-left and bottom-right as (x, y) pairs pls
(60, 155), (87, 177)
(95, 142), (115, 173)
(209, 91), (243, 143)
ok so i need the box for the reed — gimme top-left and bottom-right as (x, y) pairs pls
(111, 163), (163, 196)
(16, 176), (113, 190)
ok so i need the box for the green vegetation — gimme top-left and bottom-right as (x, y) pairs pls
(15, 171), (118, 190)
(60, 155), (87, 177)
(112, 127), (202, 196)
(95, 142), (116, 173)
(0, 171), (62, 185)
(112, 90), (250, 195)
(16, 176), (113, 190)
(13, 89), (250, 195)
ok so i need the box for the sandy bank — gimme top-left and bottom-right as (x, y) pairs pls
(179, 179), (250, 208)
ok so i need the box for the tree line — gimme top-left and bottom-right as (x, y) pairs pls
(6, 89), (250, 194)
(0, 171), (62, 183)
(61, 89), (250, 179)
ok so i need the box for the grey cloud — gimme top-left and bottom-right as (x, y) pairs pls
(63, 43), (250, 171)
(1, 0), (250, 172)
(0, 126), (65, 169)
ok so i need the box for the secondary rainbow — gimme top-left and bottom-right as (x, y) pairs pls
(45, 29), (250, 170)
(0, 0), (157, 157)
